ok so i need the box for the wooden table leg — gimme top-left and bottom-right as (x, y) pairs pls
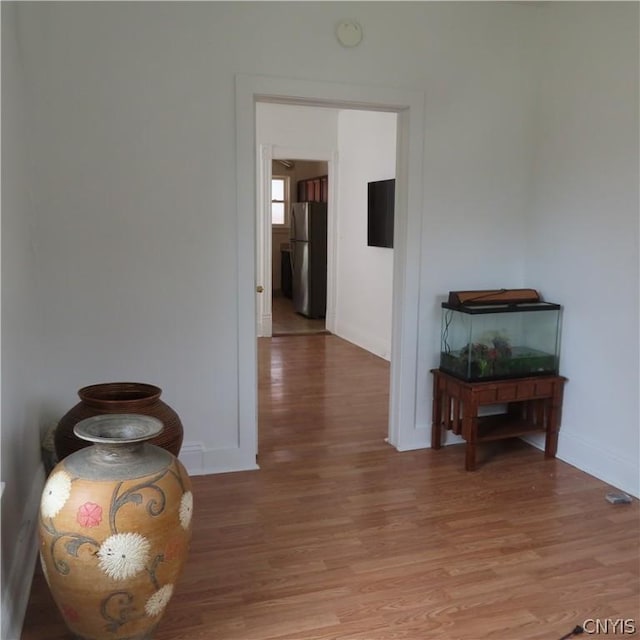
(452, 396), (461, 435)
(465, 428), (477, 471)
(545, 386), (563, 458)
(431, 372), (443, 449)
(545, 407), (557, 457)
(463, 395), (478, 471)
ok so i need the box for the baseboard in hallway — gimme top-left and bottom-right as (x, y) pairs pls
(3, 463), (45, 640)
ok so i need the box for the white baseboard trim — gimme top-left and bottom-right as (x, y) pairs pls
(391, 421), (476, 452)
(521, 427), (639, 498)
(179, 441), (259, 476)
(391, 425), (430, 451)
(258, 312), (272, 338)
(333, 321), (391, 362)
(397, 422), (639, 499)
(2, 463), (46, 640)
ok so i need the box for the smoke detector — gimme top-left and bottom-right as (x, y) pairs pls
(336, 20), (363, 48)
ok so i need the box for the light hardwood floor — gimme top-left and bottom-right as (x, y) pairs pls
(272, 293), (327, 336)
(21, 335), (639, 639)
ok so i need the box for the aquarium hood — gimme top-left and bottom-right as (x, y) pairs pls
(447, 288), (542, 307)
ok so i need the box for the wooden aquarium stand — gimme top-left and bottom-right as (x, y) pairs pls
(430, 369), (566, 471)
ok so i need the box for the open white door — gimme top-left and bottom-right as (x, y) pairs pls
(256, 144), (273, 338)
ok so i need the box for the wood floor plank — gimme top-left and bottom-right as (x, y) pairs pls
(20, 335), (639, 640)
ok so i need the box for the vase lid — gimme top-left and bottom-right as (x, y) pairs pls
(74, 414), (164, 444)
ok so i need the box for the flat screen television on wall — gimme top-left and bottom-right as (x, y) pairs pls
(367, 178), (395, 249)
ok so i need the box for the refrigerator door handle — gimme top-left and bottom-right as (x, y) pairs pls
(290, 207), (296, 241)
(289, 207), (296, 270)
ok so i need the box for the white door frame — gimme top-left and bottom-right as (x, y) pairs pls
(236, 74), (425, 465)
(256, 143), (274, 338)
(256, 144), (338, 338)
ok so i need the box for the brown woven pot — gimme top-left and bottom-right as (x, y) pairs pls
(54, 382), (184, 460)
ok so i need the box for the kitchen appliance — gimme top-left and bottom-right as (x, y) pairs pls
(290, 202), (327, 318)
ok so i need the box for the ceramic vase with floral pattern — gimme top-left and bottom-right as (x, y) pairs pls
(38, 414), (193, 640)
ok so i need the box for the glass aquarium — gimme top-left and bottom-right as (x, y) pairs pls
(440, 296), (561, 382)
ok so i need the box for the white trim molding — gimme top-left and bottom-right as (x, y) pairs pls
(522, 429), (640, 498)
(257, 144), (274, 338)
(2, 464), (46, 640)
(179, 441), (259, 476)
(235, 73), (425, 462)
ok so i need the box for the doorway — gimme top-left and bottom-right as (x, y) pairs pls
(271, 158), (329, 337)
(235, 74), (425, 466)
(257, 107), (398, 355)
(256, 139), (337, 340)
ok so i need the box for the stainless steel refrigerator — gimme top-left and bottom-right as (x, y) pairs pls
(290, 202), (327, 318)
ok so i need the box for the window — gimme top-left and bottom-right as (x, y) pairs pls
(271, 176), (289, 226)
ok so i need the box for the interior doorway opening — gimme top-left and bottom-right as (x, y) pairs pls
(256, 104), (398, 362)
(255, 103), (399, 462)
(271, 159), (329, 337)
(235, 74), (426, 467)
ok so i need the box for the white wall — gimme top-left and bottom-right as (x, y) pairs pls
(413, 5), (533, 435)
(524, 3), (639, 496)
(257, 104), (339, 156)
(8, 0), (535, 474)
(336, 110), (396, 359)
(14, 2), (250, 475)
(1, 4), (48, 637)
